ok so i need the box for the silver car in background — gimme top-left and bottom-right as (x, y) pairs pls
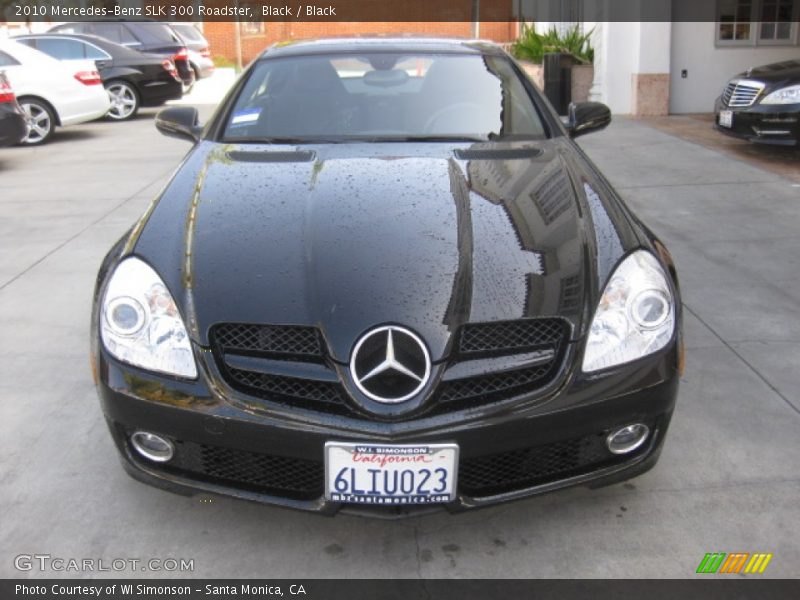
(170, 23), (214, 80)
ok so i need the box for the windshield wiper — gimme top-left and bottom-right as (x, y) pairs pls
(373, 135), (488, 143)
(224, 135), (491, 144)
(224, 137), (347, 145)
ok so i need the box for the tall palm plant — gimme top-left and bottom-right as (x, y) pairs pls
(511, 24), (595, 65)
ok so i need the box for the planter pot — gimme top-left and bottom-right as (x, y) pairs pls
(518, 60), (594, 105)
(518, 60), (544, 91)
(570, 64), (594, 103)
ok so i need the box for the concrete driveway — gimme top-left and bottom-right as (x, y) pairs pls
(1, 111), (798, 578)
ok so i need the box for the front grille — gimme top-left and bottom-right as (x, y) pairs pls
(212, 323), (323, 358)
(166, 439), (324, 500)
(436, 363), (553, 405)
(211, 318), (570, 417)
(228, 367), (348, 412)
(722, 80), (764, 107)
(211, 324), (351, 415)
(459, 432), (637, 497)
(459, 318), (566, 356)
(431, 318), (569, 412)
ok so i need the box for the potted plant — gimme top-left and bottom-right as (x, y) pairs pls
(511, 24), (595, 102)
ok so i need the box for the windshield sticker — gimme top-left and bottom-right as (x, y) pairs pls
(230, 108), (261, 126)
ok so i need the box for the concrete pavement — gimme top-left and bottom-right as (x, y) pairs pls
(637, 113), (800, 184)
(0, 112), (798, 578)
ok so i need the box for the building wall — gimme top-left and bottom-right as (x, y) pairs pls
(669, 21), (800, 113)
(592, 22), (636, 114)
(204, 21), (519, 65)
(589, 21), (672, 115)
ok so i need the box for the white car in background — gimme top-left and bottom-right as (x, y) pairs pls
(0, 39), (110, 144)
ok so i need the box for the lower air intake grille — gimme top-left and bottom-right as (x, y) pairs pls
(459, 432), (634, 497)
(165, 439), (324, 500)
(126, 429), (647, 502)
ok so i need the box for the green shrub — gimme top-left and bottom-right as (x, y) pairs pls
(511, 24), (594, 65)
(212, 55), (236, 69)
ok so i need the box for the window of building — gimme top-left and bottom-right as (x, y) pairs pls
(717, 0), (799, 45)
(240, 21), (265, 36)
(240, 4), (265, 36)
(759, 0), (796, 41)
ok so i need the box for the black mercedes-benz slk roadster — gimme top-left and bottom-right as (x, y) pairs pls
(92, 38), (683, 516)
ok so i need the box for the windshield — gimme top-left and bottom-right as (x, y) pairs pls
(222, 52), (548, 142)
(134, 23), (182, 45)
(173, 24), (206, 43)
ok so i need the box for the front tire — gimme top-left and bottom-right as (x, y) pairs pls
(105, 80), (140, 121)
(18, 97), (55, 145)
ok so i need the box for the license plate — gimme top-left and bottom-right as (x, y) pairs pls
(325, 442), (458, 505)
(719, 110), (733, 128)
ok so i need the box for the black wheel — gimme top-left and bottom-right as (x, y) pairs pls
(105, 80), (140, 121)
(18, 97), (55, 145)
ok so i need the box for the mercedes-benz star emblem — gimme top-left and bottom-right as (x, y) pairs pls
(350, 325), (431, 404)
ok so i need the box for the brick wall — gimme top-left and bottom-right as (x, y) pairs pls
(204, 21), (519, 65)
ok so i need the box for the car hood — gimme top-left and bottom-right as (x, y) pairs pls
(738, 59), (800, 85)
(132, 139), (640, 362)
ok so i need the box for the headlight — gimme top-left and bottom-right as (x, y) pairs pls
(582, 250), (675, 372)
(761, 85), (800, 105)
(100, 257), (197, 378)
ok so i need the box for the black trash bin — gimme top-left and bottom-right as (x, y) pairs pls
(543, 53), (576, 116)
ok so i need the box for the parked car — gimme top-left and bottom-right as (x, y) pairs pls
(170, 22), (214, 80)
(0, 71), (27, 147)
(15, 34), (183, 121)
(0, 40), (110, 144)
(92, 38), (682, 516)
(715, 59), (800, 146)
(48, 21), (195, 92)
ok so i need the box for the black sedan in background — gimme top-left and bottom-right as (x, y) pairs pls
(49, 21), (195, 92)
(715, 59), (800, 146)
(92, 38), (682, 516)
(0, 71), (27, 146)
(15, 34), (183, 120)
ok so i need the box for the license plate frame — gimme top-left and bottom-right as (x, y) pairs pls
(719, 110), (733, 128)
(324, 442), (459, 505)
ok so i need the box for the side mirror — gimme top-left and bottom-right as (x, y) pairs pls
(566, 101), (611, 138)
(155, 106), (202, 143)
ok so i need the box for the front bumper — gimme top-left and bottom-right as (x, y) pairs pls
(714, 97), (800, 146)
(95, 335), (681, 516)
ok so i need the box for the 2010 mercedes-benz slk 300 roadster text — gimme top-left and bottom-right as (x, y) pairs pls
(91, 38), (683, 516)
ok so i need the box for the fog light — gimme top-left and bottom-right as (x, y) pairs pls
(606, 424), (649, 455)
(131, 431), (174, 463)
